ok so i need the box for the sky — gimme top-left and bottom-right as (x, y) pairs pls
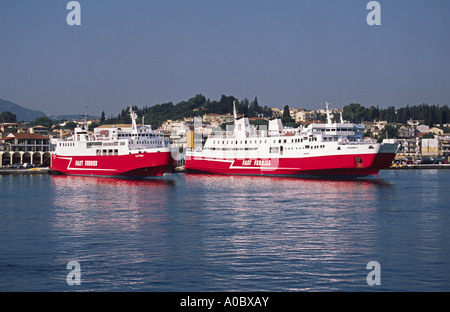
(0, 0), (449, 116)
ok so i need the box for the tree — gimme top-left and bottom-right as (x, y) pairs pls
(342, 103), (368, 123)
(282, 105), (295, 124)
(33, 116), (53, 128)
(282, 105), (290, 119)
(101, 111), (105, 122)
(249, 97), (261, 117)
(377, 124), (399, 143)
(63, 121), (78, 130)
(0, 111), (17, 123)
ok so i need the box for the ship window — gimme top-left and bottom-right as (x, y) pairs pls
(269, 146), (279, 153)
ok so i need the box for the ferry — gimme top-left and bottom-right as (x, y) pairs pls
(51, 107), (173, 177)
(185, 102), (399, 177)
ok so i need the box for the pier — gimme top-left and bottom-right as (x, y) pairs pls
(389, 164), (450, 170)
(0, 167), (52, 175)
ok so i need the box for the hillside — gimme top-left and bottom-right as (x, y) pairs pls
(0, 98), (46, 121)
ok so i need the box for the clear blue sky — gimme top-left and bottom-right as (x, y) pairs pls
(0, 0), (449, 116)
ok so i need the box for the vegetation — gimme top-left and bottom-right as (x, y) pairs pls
(342, 103), (449, 126)
(32, 116), (54, 128)
(377, 124), (400, 143)
(4, 95), (448, 135)
(0, 111), (17, 123)
(99, 94), (274, 129)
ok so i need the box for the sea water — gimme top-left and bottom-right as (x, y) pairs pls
(0, 169), (449, 291)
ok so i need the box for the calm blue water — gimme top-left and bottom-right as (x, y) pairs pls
(0, 170), (449, 292)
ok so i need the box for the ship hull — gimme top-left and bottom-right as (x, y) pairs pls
(185, 150), (397, 177)
(51, 150), (174, 177)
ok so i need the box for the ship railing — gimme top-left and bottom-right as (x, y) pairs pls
(207, 130), (302, 139)
(337, 138), (377, 145)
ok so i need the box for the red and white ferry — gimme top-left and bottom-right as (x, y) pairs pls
(185, 102), (399, 177)
(51, 107), (173, 177)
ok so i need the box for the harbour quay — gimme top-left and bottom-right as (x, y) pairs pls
(0, 132), (52, 168)
(0, 166), (52, 175)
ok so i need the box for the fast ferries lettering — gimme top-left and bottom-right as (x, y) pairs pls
(241, 159), (271, 166)
(75, 160), (98, 166)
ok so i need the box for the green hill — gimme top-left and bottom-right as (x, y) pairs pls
(0, 98), (46, 122)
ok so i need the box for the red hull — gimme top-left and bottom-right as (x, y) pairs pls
(185, 152), (396, 177)
(51, 151), (174, 177)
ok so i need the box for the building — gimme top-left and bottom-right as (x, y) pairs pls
(30, 125), (49, 136)
(416, 125), (429, 134)
(0, 122), (20, 134)
(271, 108), (281, 118)
(429, 127), (444, 136)
(362, 121), (387, 138)
(398, 125), (416, 139)
(0, 132), (52, 167)
(395, 138), (420, 159)
(295, 109), (317, 123)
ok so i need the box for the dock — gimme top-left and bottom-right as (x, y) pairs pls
(0, 167), (53, 175)
(389, 164), (450, 170)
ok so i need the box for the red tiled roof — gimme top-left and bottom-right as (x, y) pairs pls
(7, 133), (49, 140)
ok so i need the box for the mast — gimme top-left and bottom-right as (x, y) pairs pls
(83, 105), (88, 130)
(130, 106), (138, 137)
(325, 101), (334, 125)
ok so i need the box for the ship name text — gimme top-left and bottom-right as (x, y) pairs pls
(75, 160), (98, 167)
(241, 159), (271, 166)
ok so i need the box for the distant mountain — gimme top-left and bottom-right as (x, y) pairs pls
(47, 114), (101, 121)
(0, 98), (46, 121)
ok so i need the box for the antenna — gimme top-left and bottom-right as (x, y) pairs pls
(129, 105), (138, 136)
(83, 105), (88, 129)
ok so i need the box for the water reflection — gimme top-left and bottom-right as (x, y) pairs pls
(2, 171), (449, 291)
(49, 175), (177, 290)
(183, 174), (393, 291)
